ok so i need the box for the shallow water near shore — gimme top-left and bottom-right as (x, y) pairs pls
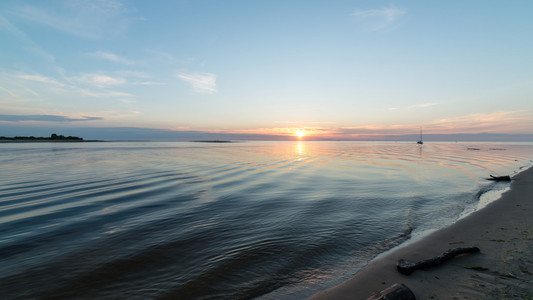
(1, 141), (532, 299)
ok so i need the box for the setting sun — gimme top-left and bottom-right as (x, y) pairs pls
(295, 130), (306, 139)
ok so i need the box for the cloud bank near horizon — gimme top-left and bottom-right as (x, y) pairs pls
(0, 114), (102, 122)
(2, 123), (533, 142)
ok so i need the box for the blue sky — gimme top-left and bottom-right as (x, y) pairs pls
(1, 0), (533, 140)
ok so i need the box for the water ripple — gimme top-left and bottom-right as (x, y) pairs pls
(1, 141), (532, 299)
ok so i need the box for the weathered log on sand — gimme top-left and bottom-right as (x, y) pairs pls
(487, 175), (511, 181)
(366, 283), (416, 300)
(397, 247), (480, 275)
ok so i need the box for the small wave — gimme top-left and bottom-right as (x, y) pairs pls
(1, 141), (532, 299)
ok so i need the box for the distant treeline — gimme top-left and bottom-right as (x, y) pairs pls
(0, 133), (83, 141)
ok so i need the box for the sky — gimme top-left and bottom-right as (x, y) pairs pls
(1, 0), (533, 140)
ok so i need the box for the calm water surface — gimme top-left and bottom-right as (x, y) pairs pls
(1, 141), (532, 299)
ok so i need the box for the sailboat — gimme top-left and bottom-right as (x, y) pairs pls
(417, 127), (423, 144)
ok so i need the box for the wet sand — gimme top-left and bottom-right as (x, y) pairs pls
(310, 167), (533, 300)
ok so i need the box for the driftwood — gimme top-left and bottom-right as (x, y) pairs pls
(487, 175), (511, 181)
(366, 283), (415, 300)
(397, 247), (480, 275)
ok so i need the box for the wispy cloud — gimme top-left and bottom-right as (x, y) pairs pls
(410, 102), (440, 108)
(23, 87), (39, 97)
(313, 111), (533, 137)
(176, 71), (217, 94)
(430, 111), (533, 133)
(0, 114), (102, 122)
(336, 125), (410, 136)
(113, 71), (166, 85)
(352, 5), (407, 31)
(97, 110), (141, 119)
(0, 15), (56, 62)
(115, 70), (150, 78)
(92, 51), (135, 65)
(0, 86), (18, 97)
(11, 0), (134, 39)
(6, 71), (133, 100)
(146, 49), (195, 65)
(388, 102), (440, 111)
(78, 89), (132, 98)
(132, 81), (167, 86)
(73, 73), (126, 87)
(17, 74), (65, 87)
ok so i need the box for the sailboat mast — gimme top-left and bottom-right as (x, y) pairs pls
(417, 127), (423, 144)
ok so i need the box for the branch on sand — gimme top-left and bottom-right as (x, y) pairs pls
(397, 247), (480, 275)
(487, 175), (511, 181)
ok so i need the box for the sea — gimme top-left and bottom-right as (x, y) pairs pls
(1, 141), (532, 299)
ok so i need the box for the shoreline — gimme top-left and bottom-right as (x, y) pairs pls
(0, 140), (104, 143)
(309, 167), (533, 299)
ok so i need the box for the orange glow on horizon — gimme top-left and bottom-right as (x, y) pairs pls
(171, 111), (533, 140)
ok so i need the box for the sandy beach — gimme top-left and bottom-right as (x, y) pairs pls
(310, 167), (533, 300)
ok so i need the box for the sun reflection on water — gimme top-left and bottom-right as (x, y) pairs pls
(296, 141), (306, 159)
